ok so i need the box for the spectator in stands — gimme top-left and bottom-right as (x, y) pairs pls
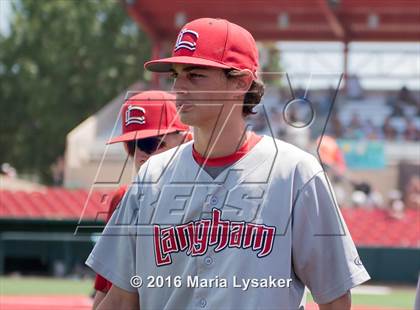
(382, 116), (397, 140)
(387, 190), (405, 220)
(389, 86), (419, 117)
(319, 87), (334, 117)
(346, 74), (364, 100)
(389, 100), (404, 117)
(403, 117), (419, 141)
(316, 135), (349, 207)
(317, 135), (347, 177)
(344, 113), (364, 139)
(404, 176), (420, 209)
(362, 119), (381, 140)
(349, 113), (361, 129)
(329, 114), (344, 138)
(397, 86), (418, 107)
(351, 181), (383, 209)
(309, 89), (335, 139)
(351, 189), (367, 208)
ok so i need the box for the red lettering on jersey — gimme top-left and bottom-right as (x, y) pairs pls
(209, 208), (229, 252)
(152, 208), (276, 266)
(175, 222), (194, 254)
(258, 226), (275, 257)
(229, 222), (245, 248)
(243, 223), (276, 257)
(192, 219), (211, 255)
(161, 227), (179, 253)
(153, 225), (172, 266)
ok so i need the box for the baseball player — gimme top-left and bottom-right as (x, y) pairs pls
(91, 90), (190, 309)
(87, 18), (370, 309)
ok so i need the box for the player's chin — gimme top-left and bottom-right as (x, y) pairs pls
(179, 110), (200, 126)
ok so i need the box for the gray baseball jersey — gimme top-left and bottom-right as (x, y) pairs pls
(415, 274), (420, 310)
(86, 135), (370, 309)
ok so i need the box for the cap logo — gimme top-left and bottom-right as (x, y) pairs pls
(125, 105), (146, 126)
(174, 29), (199, 52)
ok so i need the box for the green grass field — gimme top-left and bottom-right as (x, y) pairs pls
(0, 276), (93, 296)
(307, 288), (415, 309)
(0, 276), (416, 309)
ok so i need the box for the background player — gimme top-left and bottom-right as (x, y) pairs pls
(87, 18), (370, 310)
(91, 90), (190, 309)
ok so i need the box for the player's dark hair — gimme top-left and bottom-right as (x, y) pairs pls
(224, 69), (265, 117)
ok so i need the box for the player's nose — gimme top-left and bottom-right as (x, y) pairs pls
(172, 80), (189, 108)
(172, 74), (188, 93)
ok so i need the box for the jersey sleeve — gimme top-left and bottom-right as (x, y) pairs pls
(291, 168), (370, 304)
(92, 186), (127, 292)
(85, 179), (143, 293)
(94, 273), (112, 293)
(106, 185), (128, 222)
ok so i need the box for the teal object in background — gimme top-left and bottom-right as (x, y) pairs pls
(338, 140), (386, 170)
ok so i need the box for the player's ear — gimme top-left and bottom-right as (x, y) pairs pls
(231, 70), (253, 96)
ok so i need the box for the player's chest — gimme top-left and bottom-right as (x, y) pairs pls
(138, 178), (293, 227)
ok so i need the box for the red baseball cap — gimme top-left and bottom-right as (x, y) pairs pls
(107, 91), (189, 144)
(144, 18), (259, 78)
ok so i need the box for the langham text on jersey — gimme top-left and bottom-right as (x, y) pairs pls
(153, 208), (276, 266)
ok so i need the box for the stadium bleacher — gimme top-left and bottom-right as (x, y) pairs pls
(0, 189), (110, 221)
(338, 98), (393, 127)
(342, 208), (419, 248)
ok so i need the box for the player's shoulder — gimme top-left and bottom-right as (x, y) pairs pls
(112, 185), (128, 202)
(268, 136), (319, 166)
(268, 136), (323, 182)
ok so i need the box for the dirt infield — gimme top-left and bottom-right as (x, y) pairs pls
(0, 295), (411, 310)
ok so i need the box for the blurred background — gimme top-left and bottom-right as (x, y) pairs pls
(0, 0), (419, 309)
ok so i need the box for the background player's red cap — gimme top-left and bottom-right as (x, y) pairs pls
(107, 90), (189, 144)
(144, 18), (259, 78)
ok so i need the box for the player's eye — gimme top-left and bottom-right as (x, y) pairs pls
(188, 72), (205, 79)
(169, 72), (178, 79)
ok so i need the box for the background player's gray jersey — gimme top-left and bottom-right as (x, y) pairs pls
(414, 274), (420, 310)
(86, 135), (370, 309)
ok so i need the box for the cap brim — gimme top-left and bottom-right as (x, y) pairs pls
(144, 56), (232, 72)
(107, 128), (180, 145)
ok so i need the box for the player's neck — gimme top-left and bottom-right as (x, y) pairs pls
(193, 118), (248, 159)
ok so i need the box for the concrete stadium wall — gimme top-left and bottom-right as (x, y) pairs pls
(359, 247), (420, 284)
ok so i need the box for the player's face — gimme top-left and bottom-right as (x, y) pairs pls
(125, 132), (186, 170)
(171, 64), (237, 127)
